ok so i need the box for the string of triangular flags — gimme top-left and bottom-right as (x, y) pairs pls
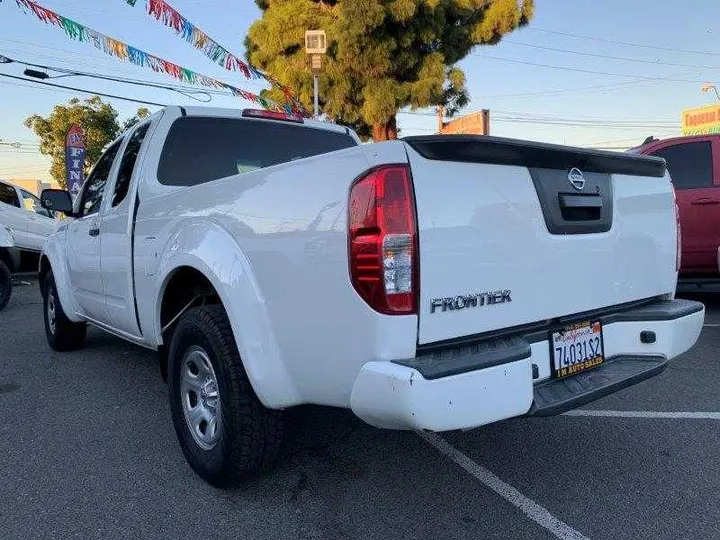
(13, 0), (307, 115)
(123, 0), (305, 114)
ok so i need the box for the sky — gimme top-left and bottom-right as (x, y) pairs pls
(0, 0), (719, 181)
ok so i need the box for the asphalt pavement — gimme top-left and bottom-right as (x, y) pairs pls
(1, 279), (718, 540)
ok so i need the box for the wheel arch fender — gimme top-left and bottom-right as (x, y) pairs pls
(154, 221), (301, 409)
(39, 239), (83, 322)
(0, 226), (13, 248)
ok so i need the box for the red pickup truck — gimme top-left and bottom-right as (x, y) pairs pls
(633, 134), (720, 291)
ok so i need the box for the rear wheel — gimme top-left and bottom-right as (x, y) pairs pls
(0, 261), (10, 311)
(43, 271), (87, 351)
(168, 305), (285, 487)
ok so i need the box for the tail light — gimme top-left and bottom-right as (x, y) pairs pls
(673, 187), (682, 272)
(242, 109), (304, 123)
(349, 165), (418, 315)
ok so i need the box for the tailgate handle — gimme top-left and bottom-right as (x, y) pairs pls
(559, 194), (603, 209)
(692, 198), (720, 205)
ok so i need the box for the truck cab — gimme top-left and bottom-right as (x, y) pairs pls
(633, 135), (720, 286)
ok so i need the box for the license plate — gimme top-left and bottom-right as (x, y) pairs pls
(551, 320), (604, 379)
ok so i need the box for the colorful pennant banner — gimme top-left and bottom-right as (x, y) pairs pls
(125, 0), (303, 111)
(13, 0), (305, 114)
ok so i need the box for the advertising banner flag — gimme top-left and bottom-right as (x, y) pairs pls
(65, 124), (85, 199)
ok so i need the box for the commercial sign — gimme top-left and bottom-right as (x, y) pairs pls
(65, 124), (85, 200)
(682, 104), (720, 136)
(440, 110), (490, 135)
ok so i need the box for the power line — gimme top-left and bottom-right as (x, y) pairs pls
(468, 76), (686, 100)
(472, 53), (709, 83)
(507, 41), (720, 70)
(493, 109), (677, 122)
(491, 119), (677, 130)
(399, 110), (678, 126)
(0, 141), (40, 149)
(0, 73), (167, 106)
(1, 54), (215, 102)
(530, 28), (720, 57)
(0, 40), (269, 92)
(582, 134), (678, 147)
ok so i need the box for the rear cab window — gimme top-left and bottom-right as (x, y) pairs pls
(157, 117), (357, 186)
(650, 141), (713, 190)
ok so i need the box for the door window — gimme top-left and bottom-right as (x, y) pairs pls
(20, 189), (52, 218)
(650, 141), (713, 190)
(0, 183), (20, 207)
(79, 141), (122, 216)
(113, 123), (150, 207)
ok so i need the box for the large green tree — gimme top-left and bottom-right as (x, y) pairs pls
(246, 0), (534, 141)
(24, 96), (149, 188)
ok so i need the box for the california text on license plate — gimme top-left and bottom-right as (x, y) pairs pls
(551, 320), (604, 379)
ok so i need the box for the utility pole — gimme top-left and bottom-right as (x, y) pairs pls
(313, 72), (319, 118)
(305, 30), (327, 119)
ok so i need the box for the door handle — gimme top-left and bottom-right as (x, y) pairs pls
(692, 198), (720, 205)
(88, 227), (100, 237)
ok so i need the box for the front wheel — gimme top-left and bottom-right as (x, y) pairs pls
(168, 305), (285, 487)
(0, 261), (11, 311)
(43, 271), (87, 351)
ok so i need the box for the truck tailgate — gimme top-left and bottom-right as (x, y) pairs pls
(403, 136), (675, 345)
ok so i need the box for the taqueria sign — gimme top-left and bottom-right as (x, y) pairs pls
(682, 104), (720, 136)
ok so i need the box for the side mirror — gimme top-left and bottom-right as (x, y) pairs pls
(41, 189), (75, 216)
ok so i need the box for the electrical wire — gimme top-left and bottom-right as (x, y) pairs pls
(0, 73), (166, 106)
(471, 53), (710, 83)
(506, 41), (720, 70)
(1, 54), (214, 102)
(398, 110), (679, 127)
(529, 28), (720, 57)
(0, 38), (270, 93)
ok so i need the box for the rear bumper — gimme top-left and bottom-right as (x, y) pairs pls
(677, 275), (720, 293)
(350, 299), (704, 431)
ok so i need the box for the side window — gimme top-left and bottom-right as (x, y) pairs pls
(79, 141), (122, 216)
(113, 123), (150, 207)
(0, 184), (20, 208)
(20, 190), (52, 218)
(650, 141), (713, 190)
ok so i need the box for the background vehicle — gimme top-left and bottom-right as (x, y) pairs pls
(632, 135), (720, 291)
(0, 180), (58, 310)
(39, 106), (703, 486)
(0, 225), (14, 310)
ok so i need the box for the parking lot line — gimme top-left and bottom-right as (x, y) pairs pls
(564, 410), (720, 420)
(703, 324), (720, 328)
(418, 431), (590, 540)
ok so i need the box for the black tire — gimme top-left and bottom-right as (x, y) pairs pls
(43, 271), (87, 351)
(168, 305), (285, 487)
(0, 260), (11, 311)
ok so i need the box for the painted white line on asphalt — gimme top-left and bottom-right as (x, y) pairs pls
(703, 324), (720, 328)
(564, 410), (720, 420)
(418, 431), (590, 540)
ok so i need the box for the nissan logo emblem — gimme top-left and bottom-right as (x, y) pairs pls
(568, 168), (585, 191)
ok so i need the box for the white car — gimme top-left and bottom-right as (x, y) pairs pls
(0, 180), (59, 310)
(38, 106), (704, 486)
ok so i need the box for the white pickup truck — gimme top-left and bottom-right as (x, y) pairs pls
(39, 106), (704, 486)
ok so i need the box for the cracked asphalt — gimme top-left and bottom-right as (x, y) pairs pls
(1, 279), (718, 540)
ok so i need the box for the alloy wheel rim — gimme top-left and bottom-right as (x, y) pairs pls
(180, 346), (221, 450)
(47, 290), (56, 335)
